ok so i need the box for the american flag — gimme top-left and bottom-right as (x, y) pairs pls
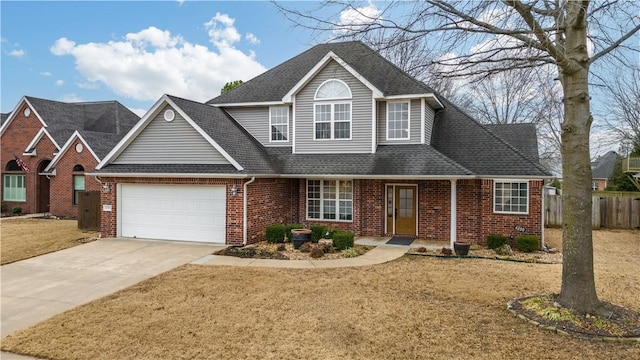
(14, 156), (29, 172)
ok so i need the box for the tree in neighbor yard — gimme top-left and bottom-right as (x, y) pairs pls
(277, 0), (640, 314)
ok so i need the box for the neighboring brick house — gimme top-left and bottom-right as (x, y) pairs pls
(591, 150), (618, 191)
(0, 96), (139, 217)
(94, 41), (550, 246)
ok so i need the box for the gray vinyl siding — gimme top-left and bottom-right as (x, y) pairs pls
(377, 99), (422, 145)
(294, 60), (373, 154)
(226, 106), (292, 147)
(113, 105), (230, 164)
(424, 105), (435, 146)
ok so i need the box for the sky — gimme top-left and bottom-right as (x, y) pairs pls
(1, 1), (323, 115)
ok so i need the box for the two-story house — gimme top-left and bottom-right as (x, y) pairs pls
(1, 96), (139, 217)
(94, 41), (550, 246)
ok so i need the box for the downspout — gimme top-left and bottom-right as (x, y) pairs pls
(450, 179), (457, 249)
(243, 177), (256, 246)
(541, 182), (545, 248)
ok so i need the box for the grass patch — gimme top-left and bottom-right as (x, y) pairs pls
(0, 218), (98, 265)
(1, 229), (639, 359)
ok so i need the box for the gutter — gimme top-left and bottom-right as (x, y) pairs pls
(243, 177), (256, 246)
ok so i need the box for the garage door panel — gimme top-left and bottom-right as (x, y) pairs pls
(120, 184), (226, 243)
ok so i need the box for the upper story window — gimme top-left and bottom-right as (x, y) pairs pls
(494, 180), (528, 214)
(314, 79), (352, 140)
(269, 106), (289, 142)
(387, 101), (410, 140)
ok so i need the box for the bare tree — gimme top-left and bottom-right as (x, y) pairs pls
(277, 0), (640, 314)
(600, 64), (640, 155)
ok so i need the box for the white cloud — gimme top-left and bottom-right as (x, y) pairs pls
(55, 79), (64, 86)
(128, 107), (148, 117)
(8, 49), (25, 58)
(336, 3), (382, 33)
(49, 15), (266, 103)
(205, 13), (241, 48)
(51, 38), (76, 55)
(176, 0), (186, 5)
(40, 71), (52, 76)
(59, 93), (83, 103)
(245, 33), (260, 45)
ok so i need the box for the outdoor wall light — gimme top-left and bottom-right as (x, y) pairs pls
(102, 183), (111, 193)
(230, 183), (238, 196)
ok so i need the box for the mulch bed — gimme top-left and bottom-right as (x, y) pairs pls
(509, 294), (640, 339)
(214, 241), (372, 260)
(407, 246), (563, 264)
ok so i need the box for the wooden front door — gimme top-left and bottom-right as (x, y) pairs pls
(386, 185), (417, 235)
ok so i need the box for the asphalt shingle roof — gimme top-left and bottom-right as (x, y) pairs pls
(100, 41), (549, 178)
(1, 113), (9, 126)
(25, 96), (140, 150)
(208, 41), (434, 105)
(592, 150), (618, 179)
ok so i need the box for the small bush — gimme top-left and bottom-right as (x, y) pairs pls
(342, 246), (367, 258)
(310, 225), (327, 243)
(517, 235), (540, 253)
(309, 247), (324, 258)
(299, 242), (313, 253)
(266, 224), (285, 244)
(487, 234), (508, 249)
(332, 231), (354, 250)
(324, 228), (338, 240)
(11, 206), (22, 214)
(284, 223), (303, 240)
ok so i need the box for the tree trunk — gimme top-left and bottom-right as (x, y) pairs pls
(556, 1), (600, 314)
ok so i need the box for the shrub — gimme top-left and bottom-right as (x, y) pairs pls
(517, 235), (540, 253)
(309, 247), (324, 258)
(487, 234), (508, 249)
(310, 225), (327, 243)
(324, 228), (338, 240)
(284, 223), (303, 241)
(11, 206), (23, 215)
(342, 246), (367, 258)
(266, 224), (285, 244)
(332, 231), (354, 250)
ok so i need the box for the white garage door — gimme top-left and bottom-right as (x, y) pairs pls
(119, 184), (226, 243)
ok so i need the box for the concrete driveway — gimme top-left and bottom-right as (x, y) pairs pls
(1, 238), (223, 337)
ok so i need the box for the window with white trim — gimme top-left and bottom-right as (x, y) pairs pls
(269, 106), (289, 142)
(387, 101), (410, 140)
(3, 174), (26, 202)
(314, 79), (352, 140)
(73, 175), (85, 205)
(307, 179), (353, 221)
(494, 181), (528, 214)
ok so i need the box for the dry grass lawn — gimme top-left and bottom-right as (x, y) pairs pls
(0, 218), (98, 265)
(2, 229), (639, 359)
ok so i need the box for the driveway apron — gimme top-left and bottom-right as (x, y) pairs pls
(1, 238), (222, 336)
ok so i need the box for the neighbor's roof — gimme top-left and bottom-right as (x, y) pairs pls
(592, 150), (618, 179)
(0, 113), (9, 126)
(24, 96), (140, 148)
(208, 41), (435, 105)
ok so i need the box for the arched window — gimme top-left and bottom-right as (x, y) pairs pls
(5, 160), (21, 171)
(314, 79), (352, 100)
(313, 79), (352, 140)
(72, 165), (85, 205)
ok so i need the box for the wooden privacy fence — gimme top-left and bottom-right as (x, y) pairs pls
(78, 191), (101, 231)
(545, 194), (640, 229)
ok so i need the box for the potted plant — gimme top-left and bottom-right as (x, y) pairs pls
(291, 229), (312, 249)
(453, 240), (471, 256)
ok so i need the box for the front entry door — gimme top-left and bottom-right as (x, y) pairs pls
(386, 185), (417, 236)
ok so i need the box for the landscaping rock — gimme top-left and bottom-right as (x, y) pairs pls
(495, 244), (513, 256)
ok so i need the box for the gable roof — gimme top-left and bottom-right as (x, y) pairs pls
(1, 96), (140, 157)
(208, 41), (438, 105)
(592, 150), (618, 179)
(96, 95), (277, 175)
